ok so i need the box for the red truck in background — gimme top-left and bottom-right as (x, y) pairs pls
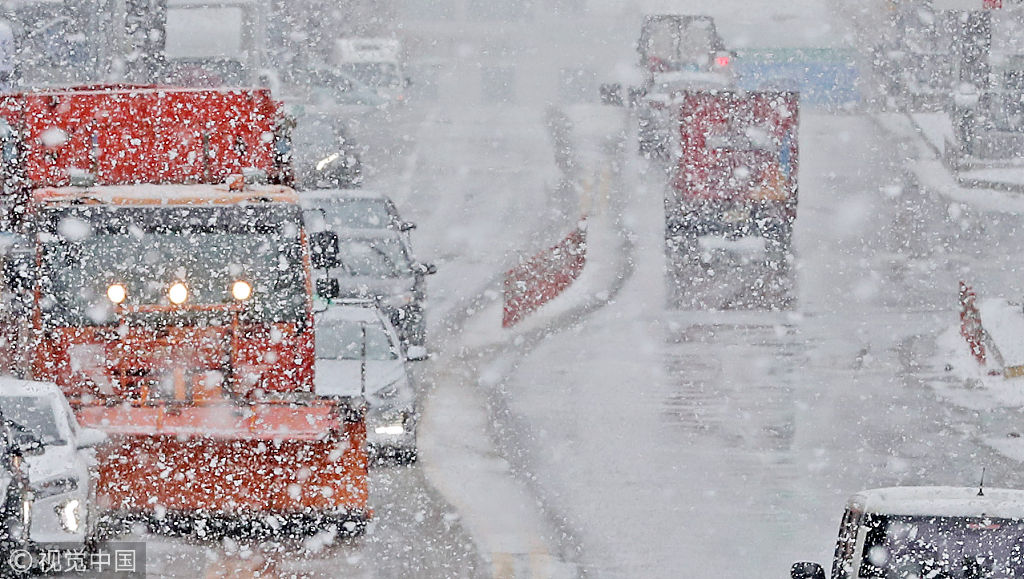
(0, 85), (369, 536)
(666, 90), (799, 262)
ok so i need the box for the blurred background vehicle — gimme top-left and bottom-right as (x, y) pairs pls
(289, 111), (365, 190)
(334, 37), (411, 104)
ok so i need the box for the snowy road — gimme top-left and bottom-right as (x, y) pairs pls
(96, 3), (1024, 578)
(486, 107), (1024, 577)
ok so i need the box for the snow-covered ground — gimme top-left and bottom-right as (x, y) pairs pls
(37, 1), (1024, 577)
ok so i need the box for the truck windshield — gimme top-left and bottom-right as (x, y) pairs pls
(38, 204), (307, 327)
(859, 514), (1024, 577)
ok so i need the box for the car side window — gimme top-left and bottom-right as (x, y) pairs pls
(832, 507), (862, 579)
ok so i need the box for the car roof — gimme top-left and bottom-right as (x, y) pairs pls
(317, 303), (388, 325)
(333, 226), (405, 242)
(849, 487), (1024, 519)
(299, 189), (391, 203)
(0, 377), (64, 401)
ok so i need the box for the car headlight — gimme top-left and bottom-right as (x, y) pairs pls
(21, 494), (31, 530)
(374, 423), (405, 436)
(57, 498), (81, 533)
(369, 408), (409, 436)
(33, 476), (79, 500)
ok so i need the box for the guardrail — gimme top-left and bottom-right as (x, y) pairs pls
(502, 221), (587, 328)
(959, 280), (987, 366)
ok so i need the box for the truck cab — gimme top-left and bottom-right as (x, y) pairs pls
(794, 486), (1024, 579)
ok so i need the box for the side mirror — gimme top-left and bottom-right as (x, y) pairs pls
(310, 230), (340, 269)
(76, 427), (107, 449)
(316, 278), (341, 300)
(13, 430), (43, 456)
(399, 221), (417, 232)
(791, 562), (826, 579)
(406, 345), (429, 361)
(414, 262), (437, 275)
(599, 83), (624, 106)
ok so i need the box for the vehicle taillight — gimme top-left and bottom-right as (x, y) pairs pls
(715, 55), (731, 68)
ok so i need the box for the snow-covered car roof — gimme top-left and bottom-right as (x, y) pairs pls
(32, 183), (299, 206)
(0, 377), (63, 400)
(299, 189), (390, 203)
(317, 302), (389, 325)
(849, 487), (1024, 519)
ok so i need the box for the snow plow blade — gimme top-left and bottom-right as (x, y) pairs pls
(79, 403), (368, 522)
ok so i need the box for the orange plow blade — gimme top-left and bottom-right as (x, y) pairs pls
(80, 404), (368, 521)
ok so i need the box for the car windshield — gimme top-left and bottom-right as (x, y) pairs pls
(859, 514), (1024, 578)
(38, 205), (308, 327)
(304, 200), (393, 230)
(337, 236), (412, 278)
(0, 396), (64, 446)
(316, 319), (398, 360)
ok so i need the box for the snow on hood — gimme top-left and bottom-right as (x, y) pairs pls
(314, 358), (406, 398)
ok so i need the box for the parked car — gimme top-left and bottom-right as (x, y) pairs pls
(304, 208), (435, 348)
(300, 189), (415, 235)
(0, 404), (32, 573)
(0, 379), (106, 554)
(314, 303), (421, 463)
(792, 486), (1024, 579)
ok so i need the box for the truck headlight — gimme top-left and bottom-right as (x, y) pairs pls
(107, 283), (127, 304)
(168, 281), (189, 305)
(57, 499), (80, 533)
(232, 280), (252, 301)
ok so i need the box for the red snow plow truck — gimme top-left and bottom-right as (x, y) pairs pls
(665, 90), (799, 263)
(0, 86), (369, 535)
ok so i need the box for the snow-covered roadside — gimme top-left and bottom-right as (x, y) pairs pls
(873, 110), (1024, 476)
(416, 105), (631, 579)
(872, 113), (1024, 213)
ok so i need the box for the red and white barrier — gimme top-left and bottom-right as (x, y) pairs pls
(502, 222), (587, 328)
(959, 280), (987, 366)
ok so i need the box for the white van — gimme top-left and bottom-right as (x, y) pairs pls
(333, 37), (410, 104)
(793, 486), (1024, 579)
